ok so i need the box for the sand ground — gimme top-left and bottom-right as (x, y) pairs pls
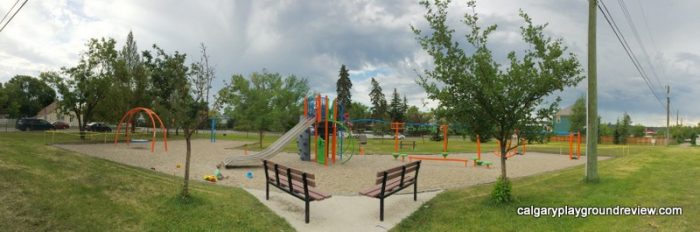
(56, 139), (609, 231)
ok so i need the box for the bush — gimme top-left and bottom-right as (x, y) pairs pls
(491, 176), (512, 204)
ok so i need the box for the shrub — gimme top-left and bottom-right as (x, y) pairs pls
(491, 176), (512, 204)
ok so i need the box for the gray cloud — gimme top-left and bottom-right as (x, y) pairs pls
(1, 0), (699, 126)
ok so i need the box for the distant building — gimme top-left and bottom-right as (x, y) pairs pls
(552, 105), (573, 135)
(35, 101), (77, 126)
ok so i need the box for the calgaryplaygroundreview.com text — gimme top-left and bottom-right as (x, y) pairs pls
(517, 206), (683, 218)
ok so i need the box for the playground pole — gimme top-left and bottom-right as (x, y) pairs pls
(577, 131), (582, 159)
(522, 139), (526, 155)
(304, 97), (308, 118)
(332, 99), (337, 164)
(442, 125), (448, 153)
(325, 96), (329, 166)
(569, 132), (574, 160)
(314, 95), (320, 162)
(394, 122), (399, 153)
(477, 134), (481, 160)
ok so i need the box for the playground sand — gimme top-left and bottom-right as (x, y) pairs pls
(56, 139), (607, 195)
(56, 139), (609, 231)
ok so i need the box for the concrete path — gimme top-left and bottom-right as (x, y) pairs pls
(245, 189), (442, 232)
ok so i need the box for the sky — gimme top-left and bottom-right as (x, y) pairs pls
(1, 0), (699, 126)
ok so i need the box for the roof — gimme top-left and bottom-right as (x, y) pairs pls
(555, 105), (574, 117)
(35, 101), (58, 117)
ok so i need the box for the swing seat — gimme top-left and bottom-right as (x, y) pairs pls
(131, 139), (149, 144)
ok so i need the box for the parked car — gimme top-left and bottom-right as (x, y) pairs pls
(15, 118), (55, 131)
(52, 121), (70, 129)
(85, 122), (112, 132)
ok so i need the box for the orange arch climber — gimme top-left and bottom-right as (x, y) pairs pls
(114, 107), (168, 152)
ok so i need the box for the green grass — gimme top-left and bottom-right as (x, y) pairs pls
(0, 132), (293, 231)
(393, 146), (700, 231)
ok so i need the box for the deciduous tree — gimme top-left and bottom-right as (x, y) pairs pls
(413, 0), (583, 202)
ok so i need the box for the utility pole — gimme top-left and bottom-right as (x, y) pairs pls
(666, 85), (670, 146)
(585, 0), (599, 183)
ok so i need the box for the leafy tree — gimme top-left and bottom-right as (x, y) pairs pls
(631, 124), (645, 138)
(369, 78), (387, 119)
(569, 96), (586, 133)
(413, 0), (583, 202)
(0, 83), (5, 115)
(1, 75), (55, 118)
(336, 64), (353, 111)
(42, 38), (119, 139)
(348, 101), (370, 120)
(143, 45), (189, 134)
(389, 88), (405, 122)
(220, 70), (308, 148)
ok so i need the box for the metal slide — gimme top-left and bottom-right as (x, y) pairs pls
(224, 117), (315, 168)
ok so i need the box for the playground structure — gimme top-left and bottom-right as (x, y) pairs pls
(569, 131), (582, 160)
(113, 107), (168, 152)
(407, 124), (482, 167)
(224, 94), (356, 168)
(390, 122), (407, 160)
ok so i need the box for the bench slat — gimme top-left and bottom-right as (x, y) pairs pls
(376, 161), (420, 177)
(375, 165), (418, 185)
(265, 162), (316, 187)
(268, 176), (331, 200)
(360, 176), (415, 198)
(265, 162), (316, 179)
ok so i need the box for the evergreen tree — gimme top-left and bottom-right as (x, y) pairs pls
(369, 78), (387, 119)
(336, 64), (352, 111)
(389, 88), (405, 122)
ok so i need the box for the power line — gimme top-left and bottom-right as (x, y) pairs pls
(0, 0), (28, 33)
(0, 0), (21, 26)
(597, 0), (666, 109)
(617, 0), (664, 91)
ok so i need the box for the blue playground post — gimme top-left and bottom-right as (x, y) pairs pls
(210, 118), (217, 143)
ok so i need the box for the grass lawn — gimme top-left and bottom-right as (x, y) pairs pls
(393, 146), (700, 231)
(0, 132), (293, 231)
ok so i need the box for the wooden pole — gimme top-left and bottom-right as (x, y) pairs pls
(585, 0), (599, 181)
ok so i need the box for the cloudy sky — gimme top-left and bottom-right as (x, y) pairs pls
(1, 0), (698, 126)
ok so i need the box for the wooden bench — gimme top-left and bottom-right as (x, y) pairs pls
(263, 160), (331, 223)
(359, 161), (421, 221)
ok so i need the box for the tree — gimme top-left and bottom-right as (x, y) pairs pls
(369, 78), (387, 119)
(336, 64), (353, 111)
(143, 44), (189, 135)
(179, 44), (220, 197)
(569, 96), (586, 133)
(0, 83), (6, 115)
(631, 124), (645, 138)
(1, 75), (56, 118)
(221, 70), (309, 148)
(42, 38), (119, 139)
(389, 88), (405, 122)
(413, 0), (583, 203)
(348, 101), (370, 120)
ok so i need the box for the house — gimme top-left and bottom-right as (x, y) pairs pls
(552, 105), (573, 135)
(36, 101), (77, 126)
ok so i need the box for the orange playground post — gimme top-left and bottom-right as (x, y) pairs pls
(304, 97), (308, 118)
(521, 139), (526, 155)
(441, 125), (448, 153)
(332, 99), (338, 164)
(477, 134), (481, 160)
(577, 131), (582, 159)
(569, 132), (574, 160)
(324, 96), (329, 166)
(314, 95), (320, 161)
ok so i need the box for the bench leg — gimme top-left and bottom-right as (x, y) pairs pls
(305, 200), (310, 223)
(380, 197), (384, 221)
(414, 182), (418, 201)
(266, 182), (269, 200)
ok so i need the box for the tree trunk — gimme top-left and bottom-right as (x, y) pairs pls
(182, 129), (192, 197)
(500, 139), (507, 179)
(259, 130), (264, 148)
